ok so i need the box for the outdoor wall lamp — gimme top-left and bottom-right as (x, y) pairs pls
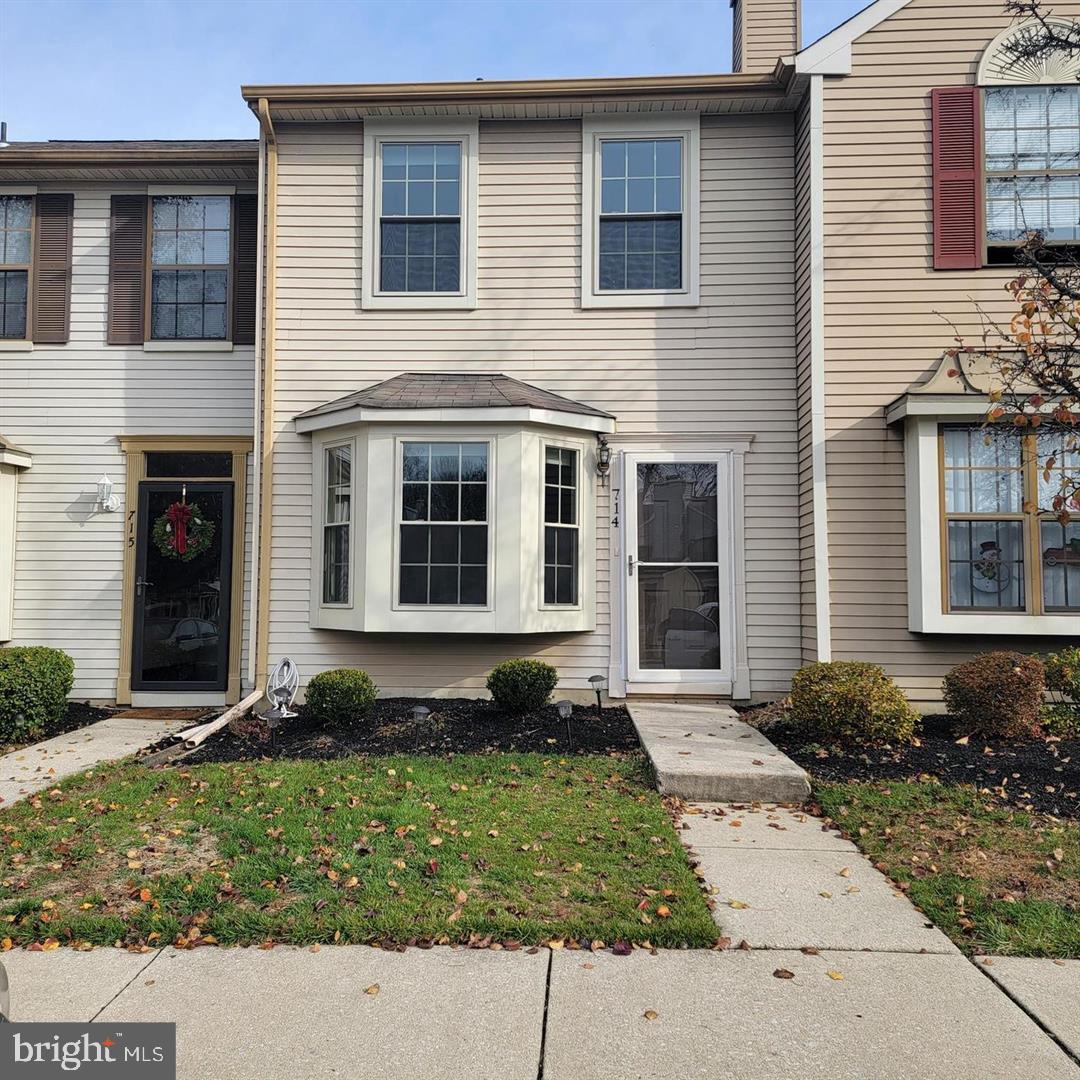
(595, 435), (611, 480)
(96, 474), (120, 513)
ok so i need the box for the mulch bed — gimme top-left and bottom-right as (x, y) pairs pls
(0, 701), (114, 755)
(769, 714), (1080, 819)
(185, 697), (639, 764)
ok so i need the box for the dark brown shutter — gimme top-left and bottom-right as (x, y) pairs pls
(932, 86), (983, 270)
(107, 194), (147, 344)
(231, 193), (257, 345)
(31, 193), (74, 343)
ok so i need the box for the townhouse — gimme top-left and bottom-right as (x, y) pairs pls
(1, 0), (1077, 709)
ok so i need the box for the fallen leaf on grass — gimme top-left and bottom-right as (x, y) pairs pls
(656, 905), (671, 918)
(773, 968), (795, 980)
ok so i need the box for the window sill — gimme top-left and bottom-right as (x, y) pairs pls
(914, 611), (1080, 635)
(362, 295), (476, 312)
(143, 341), (234, 353)
(0, 340), (32, 353)
(581, 290), (699, 310)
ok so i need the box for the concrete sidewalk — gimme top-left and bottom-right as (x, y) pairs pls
(4, 944), (1076, 1079)
(0, 714), (191, 806)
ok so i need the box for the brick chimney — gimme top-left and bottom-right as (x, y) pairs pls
(731, 0), (800, 74)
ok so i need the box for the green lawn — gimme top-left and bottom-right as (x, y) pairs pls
(0, 754), (718, 950)
(816, 780), (1080, 958)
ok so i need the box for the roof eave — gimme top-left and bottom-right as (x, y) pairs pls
(295, 405), (616, 435)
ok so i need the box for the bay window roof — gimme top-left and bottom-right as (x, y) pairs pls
(295, 372), (615, 434)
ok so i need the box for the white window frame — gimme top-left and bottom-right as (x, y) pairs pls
(539, 438), (583, 611)
(904, 413), (1080, 634)
(361, 119), (479, 311)
(319, 438), (354, 609)
(581, 113), (700, 310)
(392, 435), (495, 612)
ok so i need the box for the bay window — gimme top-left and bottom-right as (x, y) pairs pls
(543, 446), (579, 606)
(322, 444), (351, 604)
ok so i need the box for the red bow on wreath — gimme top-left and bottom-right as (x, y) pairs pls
(165, 501), (193, 555)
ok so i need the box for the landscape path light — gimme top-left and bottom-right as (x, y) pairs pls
(588, 674), (607, 716)
(556, 699), (574, 751)
(410, 705), (431, 750)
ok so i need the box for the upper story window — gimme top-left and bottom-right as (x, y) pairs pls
(398, 441), (489, 606)
(380, 143), (461, 294)
(985, 86), (1080, 258)
(581, 114), (699, 309)
(0, 196), (32, 339)
(150, 195), (231, 340)
(362, 121), (478, 310)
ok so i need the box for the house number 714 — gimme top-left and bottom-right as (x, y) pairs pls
(611, 487), (619, 529)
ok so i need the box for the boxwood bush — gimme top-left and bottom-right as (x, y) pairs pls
(943, 651), (1045, 739)
(789, 660), (919, 744)
(1042, 646), (1080, 738)
(0, 646), (75, 743)
(486, 658), (559, 715)
(304, 668), (378, 726)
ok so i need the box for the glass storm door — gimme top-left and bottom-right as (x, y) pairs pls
(625, 454), (734, 687)
(131, 481), (233, 692)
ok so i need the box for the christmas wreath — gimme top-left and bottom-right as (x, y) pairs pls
(153, 499), (215, 562)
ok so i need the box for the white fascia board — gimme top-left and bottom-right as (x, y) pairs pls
(295, 406), (615, 435)
(795, 0), (912, 75)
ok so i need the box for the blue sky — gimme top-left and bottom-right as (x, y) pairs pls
(0, 0), (868, 141)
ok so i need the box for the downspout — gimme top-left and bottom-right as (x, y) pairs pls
(808, 73), (832, 661)
(254, 97), (278, 686)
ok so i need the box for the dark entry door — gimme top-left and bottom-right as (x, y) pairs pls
(132, 481), (233, 692)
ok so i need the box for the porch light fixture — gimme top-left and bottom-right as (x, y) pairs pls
(595, 435), (611, 480)
(588, 674), (607, 716)
(556, 699), (574, 750)
(96, 474), (120, 513)
(410, 705), (431, 750)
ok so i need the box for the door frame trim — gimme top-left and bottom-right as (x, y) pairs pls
(608, 439), (751, 701)
(116, 435), (252, 705)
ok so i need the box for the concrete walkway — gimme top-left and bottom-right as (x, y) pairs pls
(977, 956), (1080, 1060)
(628, 701), (810, 802)
(0, 713), (191, 806)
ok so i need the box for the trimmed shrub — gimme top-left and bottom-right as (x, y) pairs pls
(0, 646), (75, 743)
(943, 651), (1045, 739)
(486, 659), (559, 715)
(789, 660), (919, 744)
(304, 668), (378, 726)
(1043, 647), (1080, 738)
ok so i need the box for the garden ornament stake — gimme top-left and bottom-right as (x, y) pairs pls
(410, 705), (430, 750)
(260, 657), (300, 747)
(556, 699), (574, 750)
(588, 674), (607, 716)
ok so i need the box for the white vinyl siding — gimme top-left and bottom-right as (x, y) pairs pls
(0, 185), (255, 700)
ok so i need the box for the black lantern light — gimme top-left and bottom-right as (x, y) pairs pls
(410, 705), (430, 750)
(588, 674), (607, 716)
(556, 699), (574, 750)
(596, 435), (611, 481)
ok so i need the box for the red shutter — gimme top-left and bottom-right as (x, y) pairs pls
(107, 194), (147, 344)
(32, 193), (74, 344)
(932, 86), (983, 270)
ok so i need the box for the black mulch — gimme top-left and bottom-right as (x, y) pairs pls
(0, 701), (115, 755)
(769, 715), (1080, 819)
(184, 698), (639, 764)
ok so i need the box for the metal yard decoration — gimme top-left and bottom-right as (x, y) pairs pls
(260, 657), (300, 745)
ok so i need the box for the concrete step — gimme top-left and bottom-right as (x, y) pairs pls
(627, 701), (810, 803)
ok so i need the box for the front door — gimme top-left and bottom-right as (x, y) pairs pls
(624, 453), (735, 689)
(131, 481), (233, 693)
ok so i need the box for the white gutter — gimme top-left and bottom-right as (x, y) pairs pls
(248, 126), (266, 690)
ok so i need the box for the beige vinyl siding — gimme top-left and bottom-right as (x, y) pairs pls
(733, 0), (800, 75)
(0, 186), (255, 700)
(268, 113), (800, 698)
(792, 95), (817, 663)
(820, 0), (1080, 704)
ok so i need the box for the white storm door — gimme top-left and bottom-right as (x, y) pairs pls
(624, 452), (735, 688)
